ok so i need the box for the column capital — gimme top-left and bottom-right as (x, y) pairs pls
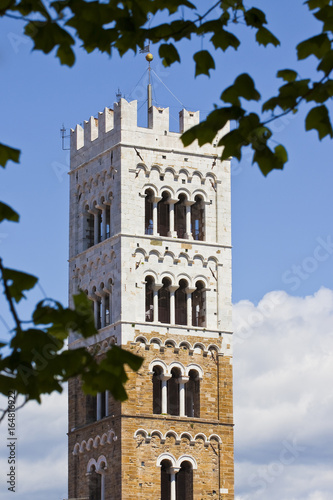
(177, 376), (189, 384)
(168, 466), (181, 474)
(168, 284), (179, 293)
(159, 373), (171, 381)
(185, 286), (196, 294)
(166, 198), (178, 205)
(153, 196), (162, 203)
(153, 283), (163, 292)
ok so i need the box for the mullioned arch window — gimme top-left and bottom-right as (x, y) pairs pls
(151, 362), (201, 418)
(83, 199), (112, 250)
(160, 457), (194, 500)
(87, 456), (107, 500)
(145, 276), (206, 328)
(143, 186), (205, 241)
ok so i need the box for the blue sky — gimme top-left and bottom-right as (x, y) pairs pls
(0, 1), (332, 499)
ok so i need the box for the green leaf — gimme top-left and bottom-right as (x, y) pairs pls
(244, 7), (267, 28)
(314, 5), (333, 31)
(25, 21), (75, 58)
(306, 0), (330, 10)
(305, 79), (333, 103)
(277, 69), (298, 82)
(2, 268), (38, 303)
(193, 50), (215, 77)
(252, 143), (287, 176)
(57, 44), (75, 67)
(0, 143), (20, 168)
(0, 202), (19, 223)
(158, 43), (180, 67)
(305, 105), (333, 139)
(297, 34), (331, 60)
(210, 29), (240, 52)
(256, 27), (280, 47)
(317, 49), (333, 74)
(221, 73), (261, 106)
(181, 106), (244, 147)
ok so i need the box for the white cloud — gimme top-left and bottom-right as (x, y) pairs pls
(234, 287), (333, 499)
(1, 288), (332, 499)
(0, 388), (67, 500)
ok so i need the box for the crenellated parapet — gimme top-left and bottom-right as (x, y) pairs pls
(70, 98), (226, 168)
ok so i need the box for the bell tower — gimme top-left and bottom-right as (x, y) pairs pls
(67, 93), (233, 499)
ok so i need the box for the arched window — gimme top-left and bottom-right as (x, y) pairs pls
(167, 367), (180, 416)
(176, 461), (193, 500)
(185, 370), (200, 418)
(175, 279), (188, 326)
(152, 366), (162, 414)
(160, 460), (172, 500)
(158, 191), (170, 236)
(88, 466), (101, 500)
(145, 189), (154, 235)
(105, 293), (111, 326)
(192, 281), (206, 327)
(158, 277), (171, 324)
(175, 194), (187, 239)
(105, 204), (111, 238)
(85, 205), (94, 249)
(191, 195), (205, 241)
(145, 276), (154, 322)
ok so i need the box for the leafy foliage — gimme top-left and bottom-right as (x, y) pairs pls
(1, 0), (333, 410)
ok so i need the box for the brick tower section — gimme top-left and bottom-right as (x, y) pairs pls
(68, 98), (233, 500)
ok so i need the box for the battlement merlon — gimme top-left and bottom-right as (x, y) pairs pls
(70, 98), (229, 169)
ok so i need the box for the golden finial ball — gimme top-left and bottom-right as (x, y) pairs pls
(146, 53), (153, 62)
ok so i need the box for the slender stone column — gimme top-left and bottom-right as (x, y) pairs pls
(96, 393), (101, 420)
(94, 212), (99, 245)
(168, 285), (179, 324)
(167, 199), (178, 237)
(184, 200), (195, 239)
(152, 196), (162, 236)
(159, 374), (171, 413)
(168, 467), (180, 500)
(101, 472), (105, 500)
(185, 287), (196, 326)
(177, 376), (189, 416)
(101, 206), (106, 240)
(153, 283), (163, 322)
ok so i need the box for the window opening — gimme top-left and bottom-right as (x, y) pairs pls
(185, 370), (200, 418)
(105, 205), (110, 238)
(175, 194), (186, 239)
(191, 195), (204, 241)
(145, 189), (154, 235)
(175, 279), (188, 325)
(98, 211), (102, 243)
(152, 366), (162, 414)
(88, 467), (101, 500)
(145, 276), (154, 322)
(158, 277), (171, 324)
(85, 206), (94, 249)
(161, 460), (172, 500)
(158, 191), (170, 236)
(176, 461), (193, 500)
(167, 368), (180, 415)
(192, 281), (206, 327)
